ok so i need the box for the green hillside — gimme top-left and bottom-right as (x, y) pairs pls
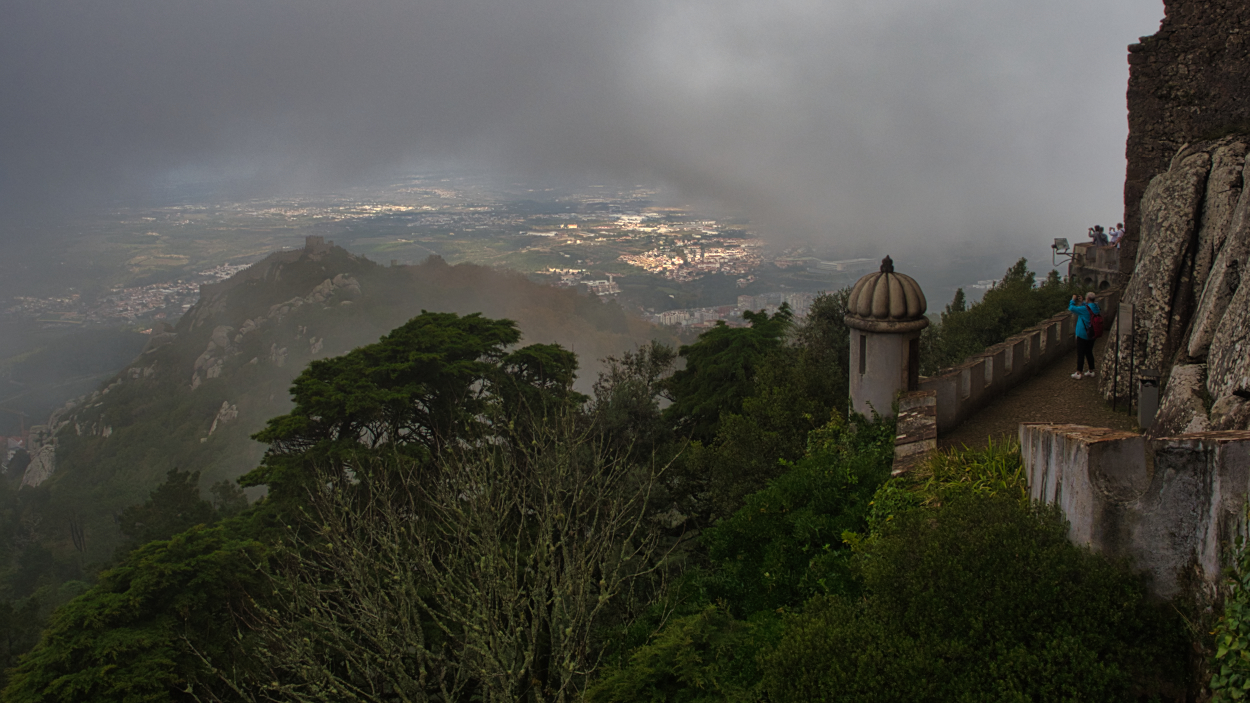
(0, 242), (665, 607)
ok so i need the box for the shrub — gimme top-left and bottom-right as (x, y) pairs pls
(700, 414), (894, 615)
(1211, 533), (1250, 701)
(585, 605), (780, 703)
(763, 494), (1189, 702)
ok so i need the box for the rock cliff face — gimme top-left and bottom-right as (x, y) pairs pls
(1123, 0), (1250, 270)
(1101, 136), (1250, 434)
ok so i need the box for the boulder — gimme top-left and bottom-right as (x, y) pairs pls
(1152, 363), (1210, 436)
(1190, 179), (1250, 358)
(208, 401), (239, 436)
(332, 273), (362, 297)
(1193, 140), (1248, 297)
(1206, 260), (1250, 401)
(210, 325), (234, 350)
(1209, 394), (1250, 432)
(21, 444), (56, 488)
(141, 330), (178, 355)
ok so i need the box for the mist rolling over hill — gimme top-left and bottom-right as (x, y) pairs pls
(14, 239), (665, 573)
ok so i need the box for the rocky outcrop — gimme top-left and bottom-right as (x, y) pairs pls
(1189, 163), (1250, 359)
(20, 425), (59, 488)
(1206, 267), (1250, 400)
(1099, 147), (1210, 400)
(1123, 0), (1250, 270)
(1153, 363), (1209, 435)
(187, 274), (361, 388)
(208, 401), (239, 436)
(1104, 136), (1250, 433)
(1210, 394), (1250, 432)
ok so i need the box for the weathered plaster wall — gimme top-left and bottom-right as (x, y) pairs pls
(1022, 423), (1250, 599)
(849, 329), (918, 417)
(1124, 0), (1250, 269)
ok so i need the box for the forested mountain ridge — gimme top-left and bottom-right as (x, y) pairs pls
(9, 239), (661, 599)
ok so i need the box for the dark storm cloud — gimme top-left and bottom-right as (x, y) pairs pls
(1, 0), (1161, 254)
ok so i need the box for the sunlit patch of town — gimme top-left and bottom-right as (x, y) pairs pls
(645, 291), (816, 329)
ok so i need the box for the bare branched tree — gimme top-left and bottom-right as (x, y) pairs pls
(211, 414), (673, 703)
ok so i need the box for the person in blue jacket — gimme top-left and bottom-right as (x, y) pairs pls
(1069, 292), (1100, 379)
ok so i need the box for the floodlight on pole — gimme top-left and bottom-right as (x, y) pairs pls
(1051, 237), (1073, 267)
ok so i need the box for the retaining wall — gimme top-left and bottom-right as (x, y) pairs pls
(919, 288), (1121, 435)
(1021, 422), (1250, 599)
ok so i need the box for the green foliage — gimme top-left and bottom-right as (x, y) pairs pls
(0, 599), (45, 692)
(865, 439), (1027, 532)
(236, 415), (668, 703)
(3, 525), (265, 703)
(587, 416), (896, 700)
(117, 469), (215, 550)
(591, 340), (678, 462)
(663, 307), (793, 443)
(208, 480), (248, 518)
(789, 290), (852, 409)
(763, 494), (1189, 702)
(245, 310), (583, 497)
(1211, 531), (1250, 701)
(585, 605), (781, 703)
(701, 414), (894, 614)
(920, 258), (1083, 375)
(668, 291), (853, 519)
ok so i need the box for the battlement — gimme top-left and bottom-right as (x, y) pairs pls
(916, 287), (1121, 434)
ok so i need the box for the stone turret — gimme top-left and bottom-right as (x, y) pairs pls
(845, 256), (928, 417)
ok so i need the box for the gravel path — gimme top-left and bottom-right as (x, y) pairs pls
(938, 335), (1140, 450)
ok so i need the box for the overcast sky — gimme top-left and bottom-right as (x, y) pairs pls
(1, 0), (1164, 257)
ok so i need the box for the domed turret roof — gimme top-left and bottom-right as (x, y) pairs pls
(844, 256), (929, 333)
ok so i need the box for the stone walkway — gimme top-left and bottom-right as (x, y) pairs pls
(938, 335), (1140, 450)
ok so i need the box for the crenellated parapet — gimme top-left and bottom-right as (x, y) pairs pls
(918, 287), (1121, 434)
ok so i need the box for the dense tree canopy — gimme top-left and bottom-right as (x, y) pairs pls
(244, 311), (582, 496)
(662, 307), (792, 443)
(0, 300), (1205, 702)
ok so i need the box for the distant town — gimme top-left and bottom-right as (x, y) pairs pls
(0, 174), (896, 330)
(4, 263), (250, 329)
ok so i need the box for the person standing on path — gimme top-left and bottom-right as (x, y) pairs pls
(1069, 292), (1100, 379)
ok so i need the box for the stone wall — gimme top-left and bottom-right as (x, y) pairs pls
(892, 390), (936, 474)
(1124, 0), (1250, 269)
(1021, 422), (1250, 599)
(1069, 243), (1120, 291)
(919, 287), (1120, 434)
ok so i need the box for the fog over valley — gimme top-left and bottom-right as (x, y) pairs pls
(4, 0), (1162, 257)
(0, 0), (1166, 437)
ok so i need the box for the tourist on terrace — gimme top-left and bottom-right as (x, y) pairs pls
(1087, 226), (1107, 247)
(1069, 292), (1100, 379)
(1110, 223), (1125, 247)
